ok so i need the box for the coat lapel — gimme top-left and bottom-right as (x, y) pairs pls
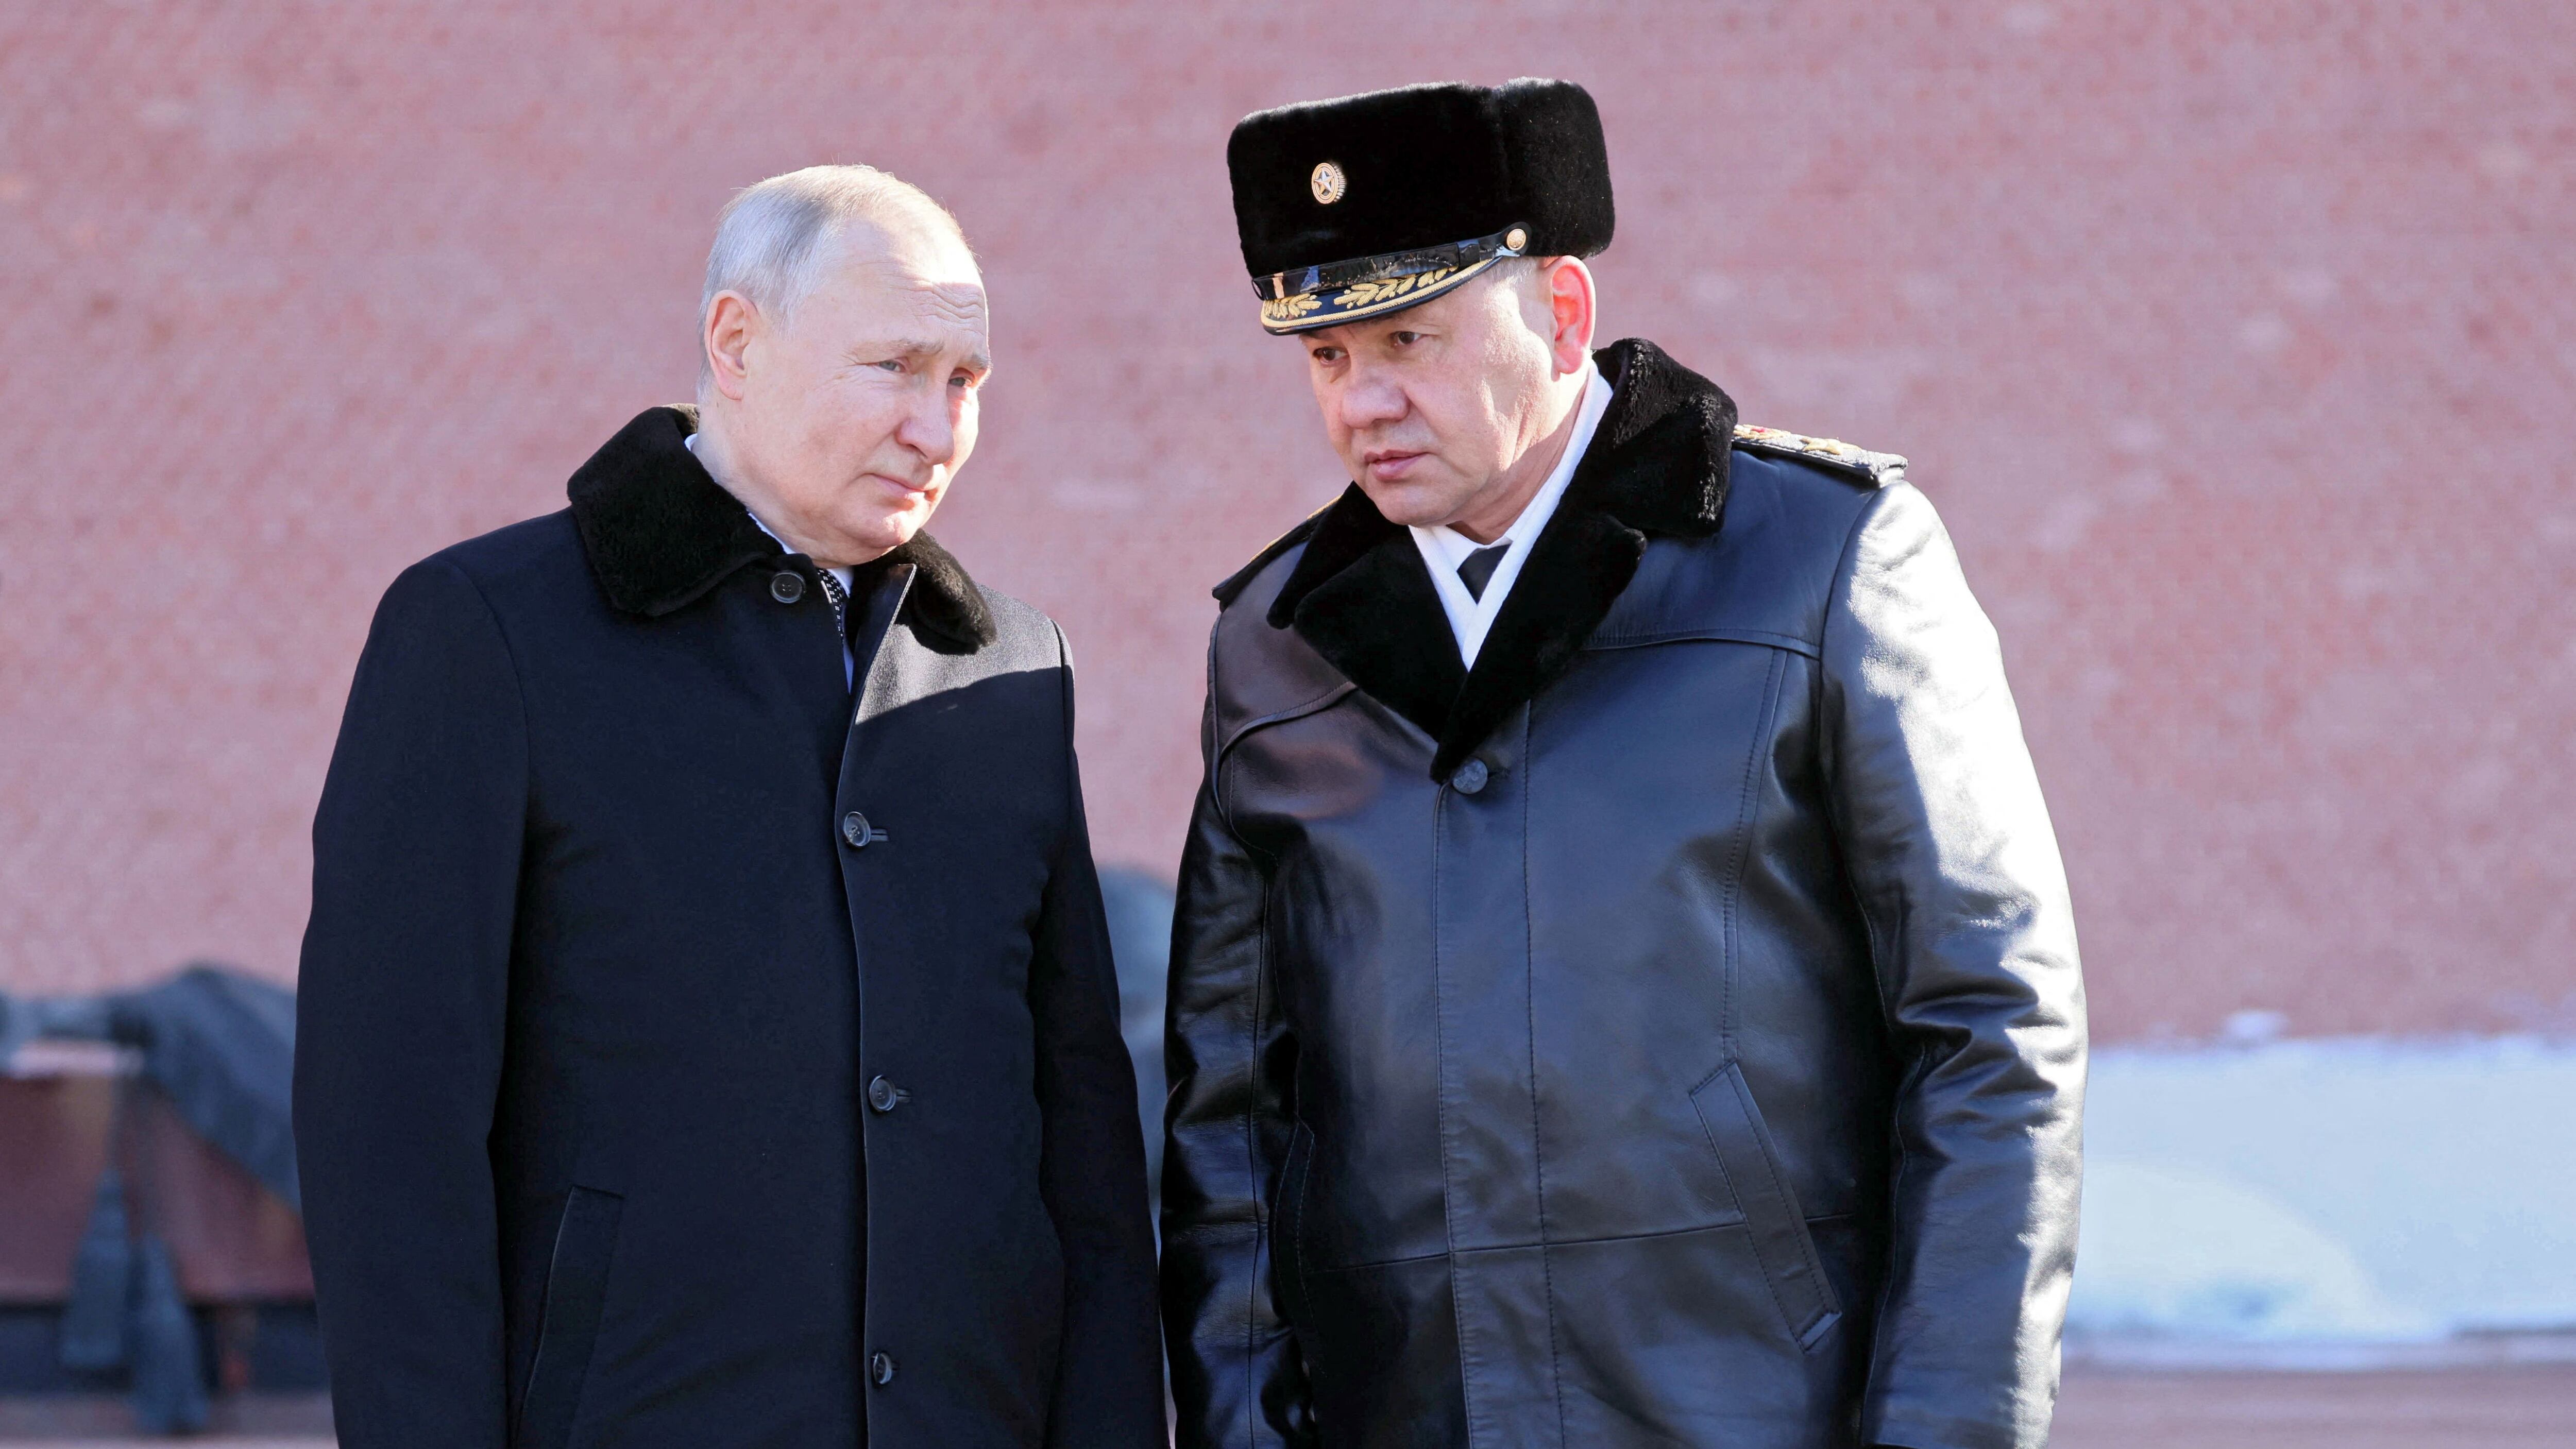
(1267, 485), (1466, 742)
(567, 405), (996, 650)
(1268, 339), (1739, 779)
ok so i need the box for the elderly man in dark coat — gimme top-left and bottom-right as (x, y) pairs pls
(294, 166), (1163, 1449)
(1162, 83), (2086, 1449)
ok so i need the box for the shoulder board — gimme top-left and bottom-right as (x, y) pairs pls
(1211, 506), (1329, 606)
(1731, 424), (1907, 487)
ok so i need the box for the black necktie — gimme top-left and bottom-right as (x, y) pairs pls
(1457, 542), (1511, 602)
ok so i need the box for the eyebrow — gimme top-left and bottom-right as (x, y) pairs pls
(855, 339), (994, 374)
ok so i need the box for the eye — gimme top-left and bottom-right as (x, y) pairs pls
(950, 371), (977, 390)
(872, 359), (906, 374)
(1310, 346), (1344, 364)
(1388, 330), (1422, 347)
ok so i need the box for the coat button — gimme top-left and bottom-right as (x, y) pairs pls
(1450, 759), (1490, 794)
(867, 1075), (903, 1113)
(870, 1351), (896, 1386)
(770, 570), (805, 603)
(841, 811), (872, 848)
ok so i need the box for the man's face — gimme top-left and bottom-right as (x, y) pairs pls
(725, 219), (990, 562)
(1297, 269), (1559, 530)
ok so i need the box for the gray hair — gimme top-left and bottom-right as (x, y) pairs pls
(698, 164), (968, 347)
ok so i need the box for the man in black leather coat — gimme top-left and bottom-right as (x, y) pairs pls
(1162, 81), (2086, 1449)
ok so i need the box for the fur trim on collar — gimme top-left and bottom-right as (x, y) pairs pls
(1259, 338), (1738, 779)
(567, 406), (995, 651)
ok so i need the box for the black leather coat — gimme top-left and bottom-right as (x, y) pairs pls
(1161, 342), (2084, 1449)
(296, 408), (1162, 1449)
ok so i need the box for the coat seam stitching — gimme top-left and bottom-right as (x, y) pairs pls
(1821, 487), (1904, 1039)
(1430, 787), (1485, 1449)
(1289, 1124), (1314, 1323)
(1823, 488), (1919, 1388)
(1240, 872), (1273, 1449)
(1720, 649), (1787, 1047)
(1205, 621), (1283, 1447)
(1301, 1214), (1861, 1274)
(1216, 681), (1360, 762)
(1518, 705), (1571, 1447)
(1583, 628), (1820, 658)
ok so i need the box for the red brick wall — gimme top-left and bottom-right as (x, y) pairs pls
(3, 2), (2569, 1038)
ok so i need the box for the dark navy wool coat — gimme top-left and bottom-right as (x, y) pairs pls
(294, 407), (1162, 1449)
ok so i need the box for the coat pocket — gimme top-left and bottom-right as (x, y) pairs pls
(1268, 1122), (1315, 1328)
(1689, 1065), (1841, 1350)
(514, 1185), (624, 1449)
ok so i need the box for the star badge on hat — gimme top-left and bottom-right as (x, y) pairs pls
(1227, 78), (1615, 334)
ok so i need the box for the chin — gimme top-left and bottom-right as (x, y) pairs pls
(846, 498), (936, 555)
(1355, 477), (1462, 530)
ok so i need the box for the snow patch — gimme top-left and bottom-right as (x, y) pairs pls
(2071, 1161), (2435, 1340)
(2070, 1035), (2576, 1345)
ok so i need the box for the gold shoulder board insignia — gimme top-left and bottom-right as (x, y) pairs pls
(1732, 424), (1907, 487)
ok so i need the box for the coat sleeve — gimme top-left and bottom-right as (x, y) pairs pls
(1032, 624), (1167, 1449)
(1817, 483), (2088, 1449)
(1160, 628), (1311, 1449)
(293, 558), (524, 1448)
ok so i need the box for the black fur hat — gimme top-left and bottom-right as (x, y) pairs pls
(1227, 78), (1614, 334)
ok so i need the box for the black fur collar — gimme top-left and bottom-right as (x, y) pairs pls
(1259, 338), (1737, 779)
(567, 405), (995, 650)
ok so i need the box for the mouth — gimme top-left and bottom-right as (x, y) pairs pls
(1360, 449), (1428, 482)
(867, 473), (938, 501)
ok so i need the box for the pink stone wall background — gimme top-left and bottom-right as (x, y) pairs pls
(2, 2), (2569, 1039)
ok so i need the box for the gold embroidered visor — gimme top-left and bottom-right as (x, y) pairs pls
(1253, 224), (1531, 334)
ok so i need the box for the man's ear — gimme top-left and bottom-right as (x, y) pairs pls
(1544, 257), (1596, 377)
(704, 291), (759, 402)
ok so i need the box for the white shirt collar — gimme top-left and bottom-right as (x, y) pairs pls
(1408, 362), (1612, 668)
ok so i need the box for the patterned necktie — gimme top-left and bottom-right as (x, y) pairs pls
(815, 569), (853, 638)
(1457, 541), (1511, 602)
(815, 569), (863, 697)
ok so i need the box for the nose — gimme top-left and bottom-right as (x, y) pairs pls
(894, 380), (959, 469)
(1335, 365), (1408, 432)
